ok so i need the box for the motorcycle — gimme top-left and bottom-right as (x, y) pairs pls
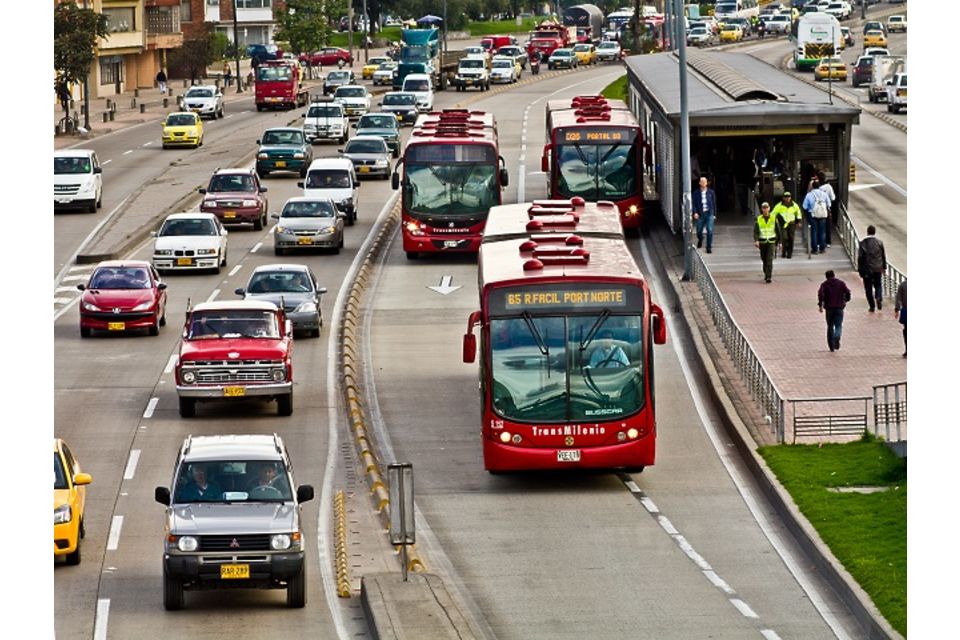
(531, 58), (541, 75)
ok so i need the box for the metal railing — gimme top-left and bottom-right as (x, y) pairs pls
(836, 201), (906, 299)
(690, 248), (786, 442)
(873, 381), (907, 443)
(789, 396), (870, 444)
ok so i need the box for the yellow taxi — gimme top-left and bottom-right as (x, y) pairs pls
(161, 111), (203, 149)
(362, 56), (391, 79)
(54, 438), (92, 565)
(719, 24), (744, 43)
(814, 57), (848, 81)
(572, 43), (597, 65)
(863, 30), (887, 48)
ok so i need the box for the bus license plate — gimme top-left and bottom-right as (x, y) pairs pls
(220, 564), (250, 579)
(275, 160), (286, 168)
(557, 450), (581, 463)
(223, 386), (246, 397)
(444, 240), (460, 248)
(177, 257), (192, 266)
(107, 322), (125, 331)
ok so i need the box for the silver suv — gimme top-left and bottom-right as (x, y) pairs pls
(154, 434), (314, 610)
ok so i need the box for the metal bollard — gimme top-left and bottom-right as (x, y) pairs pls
(131, 98), (137, 108)
(109, 110), (115, 121)
(106, 98), (112, 110)
(183, 79), (188, 88)
(163, 97), (168, 108)
(80, 104), (86, 115)
(103, 112), (109, 123)
(134, 88), (140, 98)
(140, 103), (146, 113)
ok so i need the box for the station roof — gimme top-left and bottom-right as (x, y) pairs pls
(625, 51), (860, 127)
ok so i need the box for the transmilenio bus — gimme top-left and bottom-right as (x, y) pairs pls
(392, 109), (509, 259)
(542, 96), (645, 231)
(463, 197), (667, 472)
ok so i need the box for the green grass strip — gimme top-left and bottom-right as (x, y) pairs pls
(602, 75), (628, 102)
(758, 435), (906, 636)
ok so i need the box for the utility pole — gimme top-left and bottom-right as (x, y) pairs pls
(233, 0), (242, 93)
(82, 0), (91, 130)
(363, 0), (369, 63)
(677, 0), (693, 281)
(443, 0), (448, 54)
(348, 5), (354, 67)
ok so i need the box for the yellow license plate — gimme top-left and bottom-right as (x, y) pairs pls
(177, 257), (193, 266)
(224, 386), (246, 397)
(223, 211), (237, 219)
(359, 166), (370, 173)
(297, 237), (313, 245)
(107, 322), (125, 331)
(220, 564), (250, 579)
(275, 160), (286, 168)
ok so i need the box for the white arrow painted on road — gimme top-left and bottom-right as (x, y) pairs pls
(427, 275), (461, 295)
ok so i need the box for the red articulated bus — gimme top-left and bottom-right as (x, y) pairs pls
(542, 96), (645, 231)
(463, 197), (667, 473)
(392, 109), (509, 260)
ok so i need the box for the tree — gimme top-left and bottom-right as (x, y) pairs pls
(54, 1), (109, 90)
(275, 0), (347, 53)
(168, 22), (218, 83)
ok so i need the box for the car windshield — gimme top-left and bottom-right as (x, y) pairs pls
(166, 114), (197, 126)
(257, 66), (292, 81)
(55, 156), (92, 174)
(54, 453), (68, 490)
(377, 62), (396, 70)
(262, 130), (304, 145)
(281, 200), (336, 218)
(247, 271), (314, 294)
(384, 94), (416, 106)
(328, 72), (349, 81)
(465, 47), (482, 55)
(493, 60), (512, 68)
(188, 309), (280, 339)
(553, 51), (571, 58)
(306, 169), (351, 188)
(574, 45), (590, 51)
(173, 460), (292, 503)
(404, 79), (430, 92)
(336, 87), (365, 97)
(89, 266), (152, 289)
(358, 115), (396, 129)
(599, 42), (617, 49)
(461, 59), (484, 69)
(346, 139), (386, 154)
(186, 88), (214, 98)
(308, 105), (342, 117)
(208, 173), (256, 192)
(691, 28), (707, 35)
(159, 218), (218, 236)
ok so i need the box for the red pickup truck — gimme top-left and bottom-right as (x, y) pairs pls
(175, 300), (294, 417)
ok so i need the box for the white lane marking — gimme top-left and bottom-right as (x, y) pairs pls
(68, 265), (91, 272)
(123, 149), (134, 155)
(225, 114), (235, 119)
(62, 275), (87, 282)
(143, 141), (153, 146)
(730, 598), (759, 619)
(639, 496), (658, 513)
(102, 159), (113, 165)
(53, 297), (75, 305)
(106, 516), (124, 551)
(761, 630), (783, 640)
(251, 242), (262, 253)
(638, 240), (850, 639)
(143, 397), (159, 419)
(164, 354), (178, 374)
(848, 183), (883, 193)
(123, 450), (141, 480)
(850, 155), (906, 197)
(624, 479), (642, 493)
(676, 535), (713, 571)
(656, 514), (679, 536)
(704, 570), (736, 595)
(93, 599), (110, 640)
(206, 288), (220, 302)
(55, 286), (79, 293)
(228, 264), (242, 277)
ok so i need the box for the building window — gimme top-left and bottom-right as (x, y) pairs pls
(99, 58), (121, 86)
(237, 0), (272, 8)
(180, 0), (192, 22)
(103, 7), (136, 33)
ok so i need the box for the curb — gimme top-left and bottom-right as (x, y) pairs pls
(645, 225), (903, 640)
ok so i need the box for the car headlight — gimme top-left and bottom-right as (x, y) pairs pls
(270, 534), (292, 550)
(241, 199), (257, 208)
(272, 368), (286, 382)
(318, 226), (335, 235)
(196, 248), (217, 255)
(376, 159), (388, 166)
(275, 225), (289, 234)
(293, 152), (305, 159)
(54, 504), (72, 524)
(154, 249), (173, 256)
(340, 198), (353, 208)
(132, 300), (154, 312)
(82, 301), (101, 312)
(294, 301), (318, 313)
(202, 199), (217, 208)
(177, 536), (199, 552)
(258, 152), (269, 159)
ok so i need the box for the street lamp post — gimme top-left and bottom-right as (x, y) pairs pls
(363, 0), (369, 63)
(82, 0), (90, 130)
(677, 0), (693, 281)
(233, 1), (242, 92)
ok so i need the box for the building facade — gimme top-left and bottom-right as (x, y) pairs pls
(182, 0), (279, 50)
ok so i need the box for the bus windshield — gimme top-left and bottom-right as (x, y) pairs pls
(555, 131), (639, 200)
(489, 313), (644, 422)
(404, 164), (497, 216)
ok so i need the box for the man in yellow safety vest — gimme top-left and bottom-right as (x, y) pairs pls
(772, 192), (801, 259)
(754, 202), (780, 283)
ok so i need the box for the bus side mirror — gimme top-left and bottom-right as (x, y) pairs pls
(651, 303), (667, 345)
(541, 144), (551, 173)
(500, 167), (509, 187)
(463, 310), (481, 363)
(391, 172), (399, 190)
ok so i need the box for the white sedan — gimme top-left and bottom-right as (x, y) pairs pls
(490, 57), (518, 83)
(596, 40), (621, 62)
(152, 212), (228, 274)
(181, 85), (224, 119)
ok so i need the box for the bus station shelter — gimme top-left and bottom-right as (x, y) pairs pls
(624, 51), (860, 234)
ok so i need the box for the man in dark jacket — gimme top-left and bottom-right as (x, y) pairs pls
(818, 270), (852, 352)
(857, 225), (887, 312)
(691, 176), (718, 253)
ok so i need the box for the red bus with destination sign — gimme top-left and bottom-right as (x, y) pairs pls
(542, 96), (645, 230)
(463, 200), (667, 472)
(392, 109), (509, 259)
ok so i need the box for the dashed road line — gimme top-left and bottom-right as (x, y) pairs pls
(55, 286), (78, 293)
(93, 599), (110, 640)
(106, 516), (124, 551)
(228, 264), (242, 277)
(206, 288), (220, 302)
(143, 141), (153, 146)
(143, 397), (159, 419)
(704, 570), (736, 595)
(68, 265), (91, 272)
(53, 297), (74, 305)
(730, 598), (759, 619)
(251, 242), (262, 253)
(123, 149), (133, 155)
(761, 629), (783, 640)
(62, 275), (87, 282)
(164, 354), (178, 374)
(123, 449), (141, 480)
(102, 159), (112, 165)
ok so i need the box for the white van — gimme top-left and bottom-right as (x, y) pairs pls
(54, 149), (103, 213)
(401, 73), (434, 112)
(299, 158), (360, 225)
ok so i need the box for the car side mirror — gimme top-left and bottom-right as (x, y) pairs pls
(337, 148), (344, 153)
(378, 101), (383, 106)
(157, 283), (168, 291)
(337, 212), (347, 219)
(235, 287), (246, 296)
(296, 485), (315, 503)
(73, 472), (93, 486)
(271, 213), (280, 219)
(150, 230), (157, 237)
(353, 180), (360, 187)
(76, 284), (86, 291)
(317, 286), (328, 295)
(93, 166), (102, 174)
(297, 181), (304, 188)
(391, 172), (399, 190)
(285, 319), (293, 336)
(154, 486), (170, 505)
(256, 139), (261, 144)
(198, 188), (207, 194)
(463, 333), (477, 364)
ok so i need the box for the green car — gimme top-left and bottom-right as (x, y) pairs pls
(352, 113), (401, 158)
(256, 128), (313, 178)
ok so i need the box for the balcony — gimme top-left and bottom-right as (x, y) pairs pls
(146, 5), (183, 48)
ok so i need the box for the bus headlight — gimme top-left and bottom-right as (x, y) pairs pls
(627, 428), (639, 439)
(628, 204), (639, 216)
(500, 432), (511, 443)
(405, 221), (425, 236)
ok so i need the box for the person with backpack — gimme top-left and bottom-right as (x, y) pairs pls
(857, 225), (887, 312)
(803, 178), (830, 254)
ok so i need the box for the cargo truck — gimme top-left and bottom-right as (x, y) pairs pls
(868, 55), (905, 103)
(563, 4), (604, 44)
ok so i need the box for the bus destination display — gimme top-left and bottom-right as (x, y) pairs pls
(560, 128), (636, 144)
(488, 283), (644, 314)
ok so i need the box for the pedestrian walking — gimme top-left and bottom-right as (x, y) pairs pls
(857, 225), (887, 312)
(754, 202), (780, 283)
(691, 176), (718, 253)
(818, 270), (851, 352)
(56, 78), (71, 115)
(817, 171), (836, 247)
(772, 191), (801, 258)
(802, 178), (830, 254)
(223, 62), (232, 87)
(894, 279), (906, 357)
(156, 68), (167, 94)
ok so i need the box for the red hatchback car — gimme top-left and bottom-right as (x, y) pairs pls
(301, 47), (353, 67)
(199, 168), (269, 230)
(77, 261), (168, 337)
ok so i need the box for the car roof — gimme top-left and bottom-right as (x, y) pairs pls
(54, 149), (95, 158)
(94, 259), (152, 269)
(166, 111), (199, 118)
(347, 135), (387, 144)
(181, 434), (286, 462)
(213, 167), (254, 175)
(164, 212), (220, 220)
(186, 85), (217, 91)
(307, 157), (354, 169)
(250, 263), (312, 274)
(404, 73), (431, 80)
(335, 84), (367, 91)
(283, 196), (335, 205)
(192, 300), (279, 312)
(262, 127), (304, 133)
